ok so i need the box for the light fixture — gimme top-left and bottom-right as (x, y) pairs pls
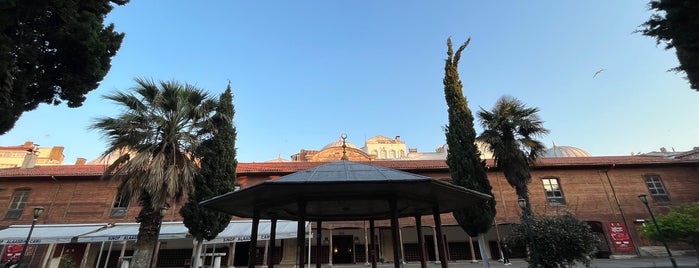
(638, 194), (648, 205)
(518, 198), (527, 210)
(33, 207), (45, 218)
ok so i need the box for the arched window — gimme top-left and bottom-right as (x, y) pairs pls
(541, 177), (566, 205)
(390, 150), (396, 159)
(381, 150), (387, 159)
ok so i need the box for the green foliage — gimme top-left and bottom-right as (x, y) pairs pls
(442, 37), (496, 236)
(181, 84), (237, 242)
(476, 96), (548, 215)
(639, 0), (699, 91)
(508, 214), (598, 268)
(59, 255), (76, 268)
(91, 78), (216, 267)
(640, 202), (699, 250)
(0, 0), (128, 134)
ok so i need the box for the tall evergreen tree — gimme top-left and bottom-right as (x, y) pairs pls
(181, 84), (237, 267)
(639, 0), (699, 92)
(442, 37), (496, 266)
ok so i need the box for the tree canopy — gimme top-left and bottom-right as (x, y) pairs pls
(91, 78), (216, 268)
(639, 0), (699, 91)
(442, 37), (496, 237)
(477, 95), (548, 215)
(640, 202), (699, 261)
(0, 0), (127, 134)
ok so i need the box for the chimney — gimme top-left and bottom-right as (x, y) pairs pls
(395, 136), (401, 142)
(660, 147), (667, 153)
(75, 158), (87, 165)
(21, 151), (38, 169)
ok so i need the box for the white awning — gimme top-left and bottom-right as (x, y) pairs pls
(77, 222), (189, 243)
(0, 224), (108, 245)
(204, 220), (306, 244)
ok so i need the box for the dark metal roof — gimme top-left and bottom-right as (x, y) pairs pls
(202, 161), (492, 221)
(274, 160), (432, 182)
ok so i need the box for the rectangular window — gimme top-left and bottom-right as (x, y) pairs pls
(5, 190), (30, 219)
(109, 193), (130, 218)
(542, 177), (566, 205)
(643, 175), (670, 202)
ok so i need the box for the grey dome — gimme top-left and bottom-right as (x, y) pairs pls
(322, 139), (360, 150)
(543, 145), (591, 158)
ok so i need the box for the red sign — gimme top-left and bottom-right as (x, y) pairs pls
(2, 244), (23, 263)
(606, 222), (634, 252)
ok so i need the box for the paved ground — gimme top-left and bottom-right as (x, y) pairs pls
(307, 256), (699, 268)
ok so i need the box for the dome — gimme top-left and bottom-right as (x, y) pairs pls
(542, 145), (591, 158)
(434, 141), (494, 159)
(322, 139), (360, 150)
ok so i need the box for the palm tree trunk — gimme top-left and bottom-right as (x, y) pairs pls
(131, 206), (161, 268)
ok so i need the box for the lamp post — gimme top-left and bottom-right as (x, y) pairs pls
(638, 194), (678, 268)
(518, 198), (539, 268)
(149, 206), (169, 268)
(18, 207), (44, 266)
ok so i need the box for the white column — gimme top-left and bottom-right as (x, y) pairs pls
(431, 227), (440, 264)
(263, 240), (270, 268)
(328, 229), (333, 267)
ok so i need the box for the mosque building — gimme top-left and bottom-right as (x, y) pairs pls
(1, 136), (698, 267)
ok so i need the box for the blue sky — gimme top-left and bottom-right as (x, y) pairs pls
(2, 1), (698, 163)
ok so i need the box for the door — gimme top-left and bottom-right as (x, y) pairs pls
(332, 235), (354, 263)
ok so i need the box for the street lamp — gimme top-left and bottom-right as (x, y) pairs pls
(149, 205), (169, 268)
(18, 207), (44, 266)
(638, 194), (678, 268)
(518, 198), (540, 267)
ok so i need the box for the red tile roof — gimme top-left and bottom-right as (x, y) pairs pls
(0, 156), (696, 178)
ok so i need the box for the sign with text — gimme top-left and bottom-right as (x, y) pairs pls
(606, 222), (634, 252)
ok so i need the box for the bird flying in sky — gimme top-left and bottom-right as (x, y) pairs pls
(593, 69), (605, 78)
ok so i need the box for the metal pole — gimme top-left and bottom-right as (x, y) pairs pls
(17, 217), (38, 266)
(639, 195), (678, 268)
(18, 207), (43, 267)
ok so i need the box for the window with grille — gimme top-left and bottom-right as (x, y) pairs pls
(542, 177), (566, 205)
(5, 190), (30, 219)
(110, 192), (130, 218)
(643, 175), (670, 202)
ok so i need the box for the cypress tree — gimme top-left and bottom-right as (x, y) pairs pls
(180, 84), (237, 266)
(442, 37), (497, 263)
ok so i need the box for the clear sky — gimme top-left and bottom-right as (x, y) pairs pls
(2, 1), (698, 164)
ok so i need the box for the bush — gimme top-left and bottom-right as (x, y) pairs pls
(508, 214), (598, 268)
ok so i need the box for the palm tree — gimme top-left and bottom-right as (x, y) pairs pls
(91, 78), (216, 268)
(477, 95), (548, 216)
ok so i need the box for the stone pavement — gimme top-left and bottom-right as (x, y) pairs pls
(305, 256), (698, 268)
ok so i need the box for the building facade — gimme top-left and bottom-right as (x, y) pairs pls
(0, 141), (66, 169)
(1, 139), (698, 268)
